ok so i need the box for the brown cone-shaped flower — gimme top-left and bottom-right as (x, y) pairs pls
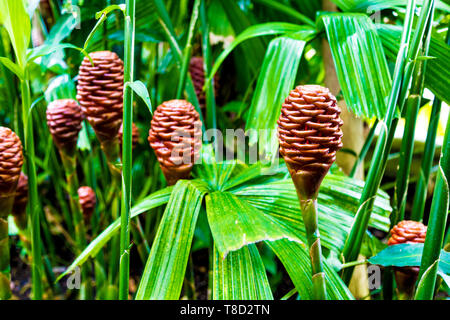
(78, 186), (96, 221)
(118, 123), (140, 151)
(0, 127), (24, 196)
(12, 172), (28, 230)
(76, 51), (124, 143)
(189, 57), (219, 108)
(148, 100), (202, 186)
(388, 220), (427, 299)
(388, 220), (427, 246)
(46, 99), (83, 156)
(277, 85), (343, 199)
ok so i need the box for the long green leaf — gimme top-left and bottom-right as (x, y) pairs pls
(206, 191), (302, 258)
(232, 171), (391, 253)
(369, 243), (450, 274)
(56, 187), (172, 281)
(208, 23), (313, 82)
(212, 244), (273, 300)
(0, 0), (30, 68)
(331, 0), (450, 12)
(377, 24), (450, 105)
(0, 57), (24, 80)
(135, 180), (208, 300)
(322, 13), (392, 119)
(417, 113), (450, 299)
(267, 239), (354, 300)
(415, 260), (440, 300)
(246, 35), (307, 159)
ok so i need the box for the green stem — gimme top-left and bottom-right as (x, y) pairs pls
(200, 0), (217, 131)
(176, 0), (200, 99)
(60, 153), (91, 300)
(416, 113), (450, 300)
(342, 0), (435, 283)
(300, 198), (327, 300)
(350, 119), (378, 178)
(0, 192), (14, 299)
(119, 0), (135, 300)
(393, 16), (432, 225)
(411, 21), (450, 222)
(20, 78), (43, 300)
(152, 0), (205, 131)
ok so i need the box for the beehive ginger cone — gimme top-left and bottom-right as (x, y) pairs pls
(148, 100), (202, 186)
(388, 220), (427, 299)
(277, 85), (343, 199)
(46, 99), (83, 157)
(189, 56), (219, 108)
(0, 127), (24, 197)
(0, 127), (23, 300)
(78, 186), (96, 222)
(12, 172), (28, 230)
(77, 51), (124, 144)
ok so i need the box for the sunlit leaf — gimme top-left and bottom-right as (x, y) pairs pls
(322, 13), (392, 119)
(369, 243), (450, 274)
(136, 180), (209, 299)
(212, 244), (273, 300)
(0, 0), (31, 68)
(206, 191), (302, 258)
(246, 35), (307, 160)
(267, 239), (354, 300)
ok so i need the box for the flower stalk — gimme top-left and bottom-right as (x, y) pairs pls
(20, 78), (43, 300)
(119, 0), (136, 300)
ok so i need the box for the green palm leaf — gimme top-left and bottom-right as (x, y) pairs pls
(136, 180), (208, 300)
(246, 35), (307, 159)
(322, 13), (392, 119)
(206, 191), (302, 258)
(231, 169), (391, 253)
(267, 239), (354, 300)
(377, 24), (450, 105)
(212, 244), (273, 300)
(331, 0), (450, 12)
(56, 187), (172, 281)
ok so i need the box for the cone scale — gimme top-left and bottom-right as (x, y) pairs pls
(278, 85), (343, 300)
(148, 99), (202, 186)
(0, 127), (24, 300)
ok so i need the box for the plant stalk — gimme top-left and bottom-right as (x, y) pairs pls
(60, 152), (91, 300)
(350, 119), (379, 178)
(416, 112), (450, 300)
(176, 0), (200, 99)
(300, 198), (327, 300)
(20, 78), (43, 300)
(200, 0), (217, 131)
(119, 0), (136, 301)
(411, 21), (450, 221)
(393, 14), (433, 225)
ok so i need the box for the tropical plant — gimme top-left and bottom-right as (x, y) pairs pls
(0, 0), (448, 301)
